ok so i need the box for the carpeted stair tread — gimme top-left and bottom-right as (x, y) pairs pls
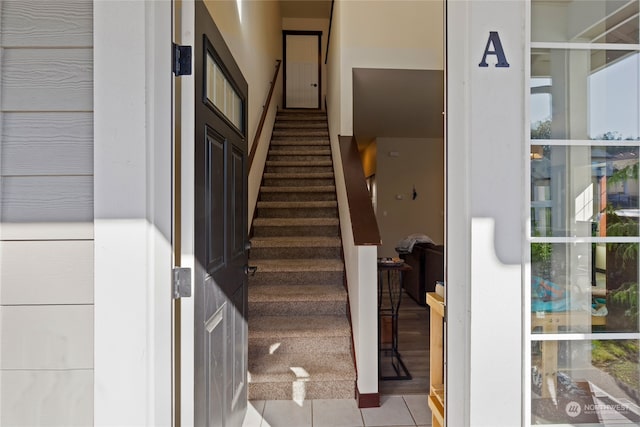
(275, 119), (326, 122)
(260, 185), (336, 193)
(273, 130), (328, 137)
(248, 284), (347, 316)
(257, 201), (337, 208)
(250, 236), (341, 248)
(249, 284), (346, 303)
(263, 172), (334, 180)
(248, 352), (355, 383)
(253, 217), (338, 227)
(274, 122), (327, 129)
(249, 314), (350, 338)
(270, 139), (329, 146)
(276, 115), (327, 121)
(269, 149), (331, 156)
(251, 258), (343, 272)
(265, 160), (332, 167)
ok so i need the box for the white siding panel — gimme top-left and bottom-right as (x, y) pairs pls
(1, 48), (93, 111)
(0, 222), (93, 241)
(0, 369), (93, 426)
(0, 0), (96, 424)
(0, 305), (93, 369)
(1, 176), (93, 223)
(1, 112), (93, 175)
(0, 240), (93, 305)
(1, 0), (93, 48)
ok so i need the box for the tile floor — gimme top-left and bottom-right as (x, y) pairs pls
(242, 395), (431, 427)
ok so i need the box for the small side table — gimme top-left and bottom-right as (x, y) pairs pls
(378, 261), (412, 380)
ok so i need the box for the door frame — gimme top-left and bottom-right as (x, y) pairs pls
(177, 0), (197, 425)
(94, 0), (173, 425)
(282, 30), (322, 109)
(446, 0), (526, 425)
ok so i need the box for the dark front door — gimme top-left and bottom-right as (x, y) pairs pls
(194, 2), (249, 426)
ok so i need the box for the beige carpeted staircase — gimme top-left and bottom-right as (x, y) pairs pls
(248, 110), (356, 401)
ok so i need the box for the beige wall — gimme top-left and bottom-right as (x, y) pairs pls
(376, 137), (444, 257)
(337, 0), (444, 134)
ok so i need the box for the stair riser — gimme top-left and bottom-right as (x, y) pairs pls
(268, 155), (331, 162)
(257, 207), (338, 219)
(265, 165), (334, 174)
(276, 114), (327, 119)
(249, 246), (341, 259)
(269, 145), (331, 153)
(252, 225), (339, 238)
(274, 116), (327, 123)
(269, 140), (331, 150)
(273, 130), (329, 136)
(248, 381), (355, 401)
(269, 149), (331, 154)
(263, 177), (335, 187)
(259, 193), (337, 202)
(274, 123), (327, 129)
(248, 336), (350, 354)
(271, 140), (330, 147)
(249, 270), (344, 286)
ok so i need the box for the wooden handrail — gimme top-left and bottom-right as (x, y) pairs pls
(325, 0), (335, 65)
(248, 59), (282, 170)
(339, 135), (381, 246)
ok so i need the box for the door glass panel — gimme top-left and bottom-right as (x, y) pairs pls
(215, 63), (225, 108)
(531, 339), (640, 425)
(532, 0), (639, 44)
(205, 52), (243, 131)
(531, 49), (640, 141)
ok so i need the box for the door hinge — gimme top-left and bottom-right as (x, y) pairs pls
(172, 43), (192, 76)
(173, 267), (192, 299)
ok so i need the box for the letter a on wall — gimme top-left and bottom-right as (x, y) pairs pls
(479, 31), (510, 68)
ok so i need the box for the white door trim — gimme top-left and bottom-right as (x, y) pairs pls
(177, 1), (196, 426)
(446, 1), (526, 425)
(94, 0), (173, 425)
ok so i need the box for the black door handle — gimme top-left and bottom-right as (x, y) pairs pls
(244, 265), (258, 276)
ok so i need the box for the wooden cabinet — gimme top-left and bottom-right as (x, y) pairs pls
(427, 292), (445, 427)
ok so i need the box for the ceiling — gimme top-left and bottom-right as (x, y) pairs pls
(279, 2), (444, 148)
(353, 68), (444, 147)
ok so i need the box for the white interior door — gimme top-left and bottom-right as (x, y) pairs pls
(285, 32), (320, 108)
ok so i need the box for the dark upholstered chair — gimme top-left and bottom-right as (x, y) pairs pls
(399, 243), (444, 306)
